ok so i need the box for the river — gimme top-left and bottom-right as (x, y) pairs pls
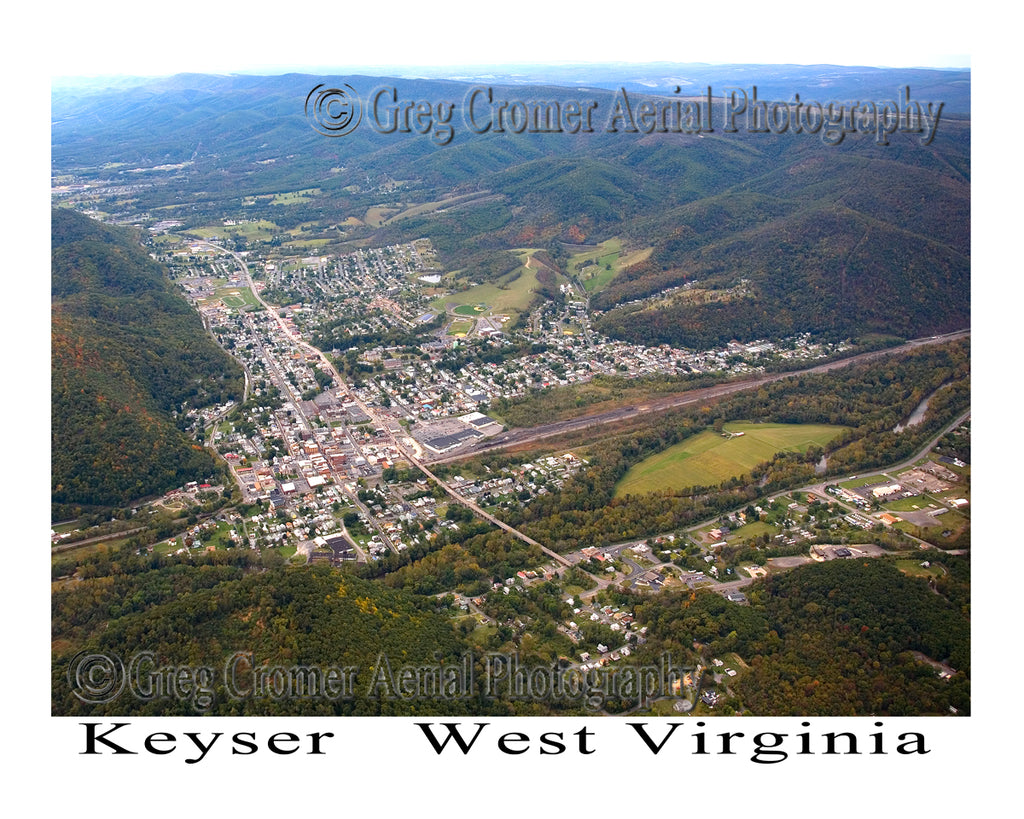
(894, 384), (948, 433)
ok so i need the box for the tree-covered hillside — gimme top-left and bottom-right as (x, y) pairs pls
(51, 208), (244, 513)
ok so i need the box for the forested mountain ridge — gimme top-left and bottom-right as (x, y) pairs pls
(51, 208), (244, 513)
(53, 70), (969, 346)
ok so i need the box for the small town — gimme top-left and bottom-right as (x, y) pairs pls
(47, 227), (969, 714)
(146, 234), (861, 566)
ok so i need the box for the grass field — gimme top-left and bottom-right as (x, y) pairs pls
(895, 559), (946, 579)
(433, 250), (557, 317)
(212, 287), (260, 310)
(839, 474), (897, 489)
(271, 188), (320, 205)
(192, 220), (280, 240)
(447, 319), (474, 336)
(364, 207), (398, 227)
(883, 495), (940, 512)
(615, 422), (847, 497)
(568, 238), (654, 293)
(730, 520), (775, 540)
(569, 239), (620, 292)
(454, 303), (488, 316)
(283, 237), (332, 249)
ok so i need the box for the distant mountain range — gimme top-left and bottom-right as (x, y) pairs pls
(53, 63), (971, 111)
(51, 65), (969, 350)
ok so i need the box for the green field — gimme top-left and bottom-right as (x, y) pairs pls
(839, 474), (897, 489)
(615, 422), (847, 497)
(271, 188), (320, 205)
(730, 520), (775, 540)
(447, 319), (474, 336)
(568, 238), (654, 293)
(192, 220), (279, 240)
(213, 287), (260, 309)
(883, 495), (940, 512)
(454, 303), (488, 316)
(283, 237), (331, 249)
(433, 251), (559, 317)
(895, 559), (946, 579)
(569, 239), (620, 292)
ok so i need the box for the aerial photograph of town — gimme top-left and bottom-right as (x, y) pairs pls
(35, 1), (1004, 814)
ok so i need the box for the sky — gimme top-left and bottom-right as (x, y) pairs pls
(45, 1), (973, 78)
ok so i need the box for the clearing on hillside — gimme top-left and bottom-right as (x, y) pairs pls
(568, 238), (654, 293)
(433, 250), (564, 318)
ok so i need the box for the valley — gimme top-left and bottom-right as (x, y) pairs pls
(50, 66), (971, 719)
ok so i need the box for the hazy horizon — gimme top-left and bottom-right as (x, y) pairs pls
(51, 60), (971, 89)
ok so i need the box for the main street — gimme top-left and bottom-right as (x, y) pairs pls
(193, 238), (561, 563)
(193, 239), (402, 553)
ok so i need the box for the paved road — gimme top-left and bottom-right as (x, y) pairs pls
(193, 237), (566, 564)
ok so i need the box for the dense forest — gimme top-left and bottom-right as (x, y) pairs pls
(617, 556), (969, 715)
(51, 208), (244, 513)
(52, 550), (478, 716)
(53, 542), (969, 717)
(734, 559), (970, 715)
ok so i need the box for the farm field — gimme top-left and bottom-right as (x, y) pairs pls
(615, 422), (847, 497)
(270, 188), (320, 205)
